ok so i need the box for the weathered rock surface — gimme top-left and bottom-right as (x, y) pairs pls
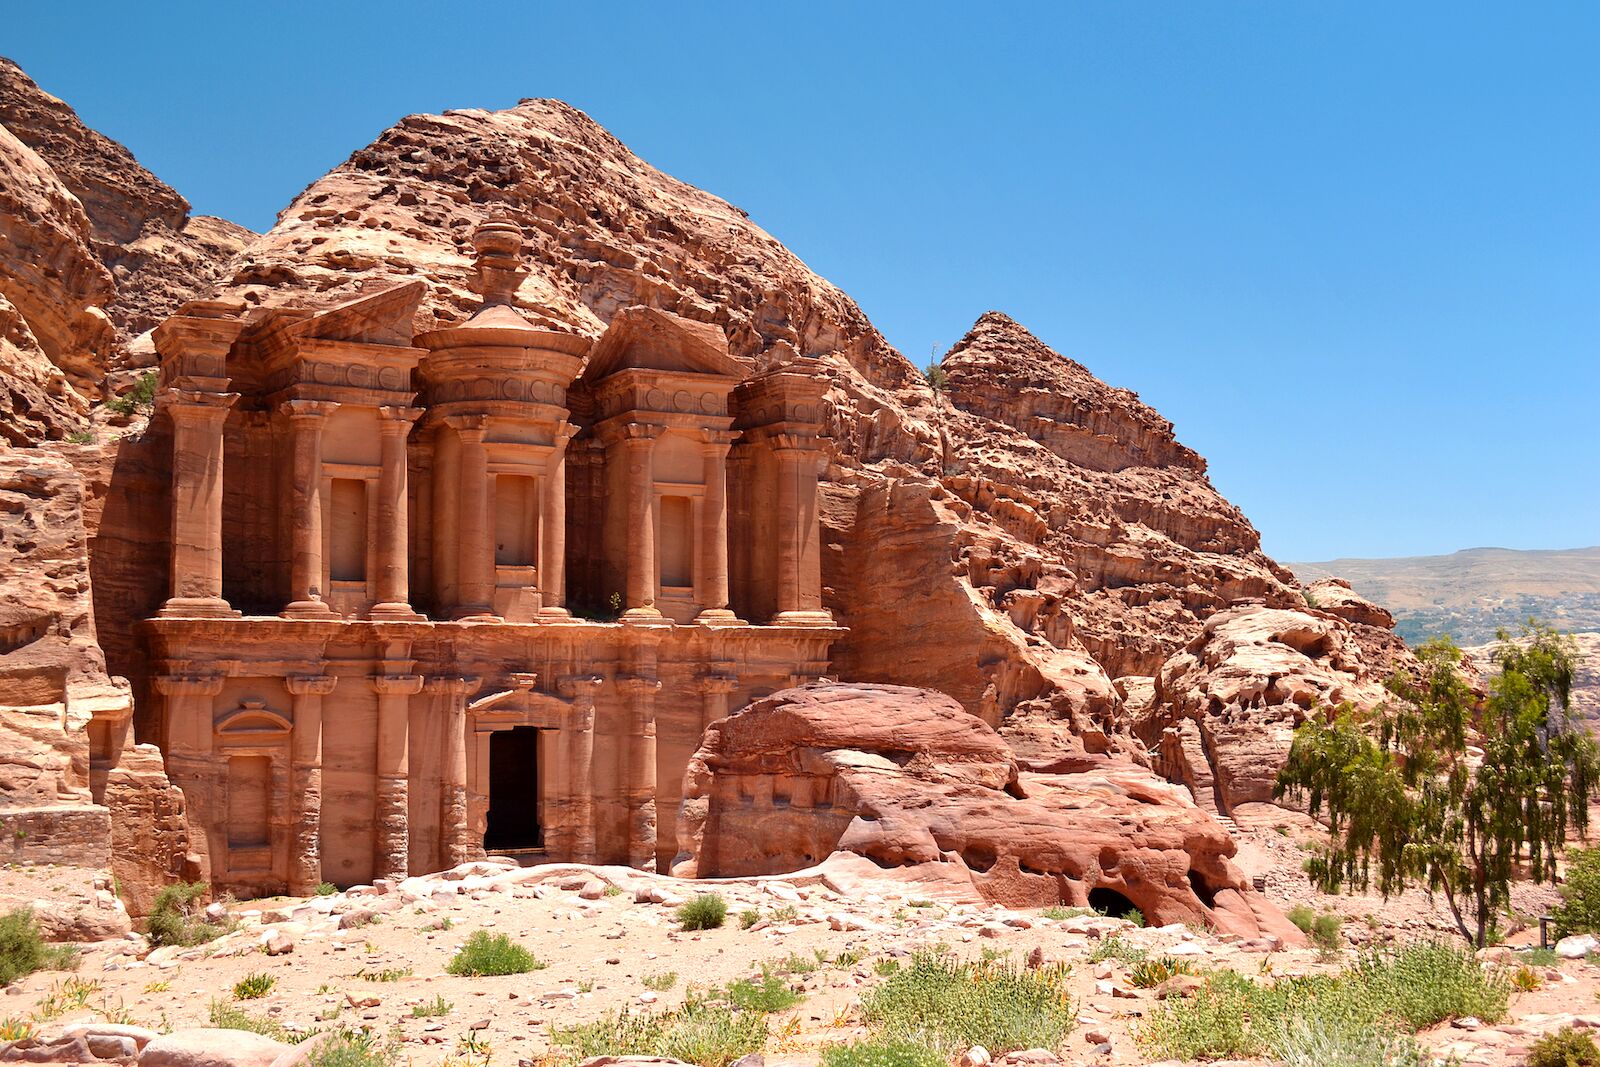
(675, 682), (1301, 941)
(0, 450), (188, 915)
(0, 120), (112, 410)
(0, 56), (254, 364)
(1135, 600), (1404, 816)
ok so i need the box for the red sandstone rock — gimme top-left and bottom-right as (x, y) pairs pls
(675, 682), (1300, 941)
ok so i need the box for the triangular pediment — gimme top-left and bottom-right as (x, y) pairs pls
(581, 306), (751, 384)
(285, 280), (426, 348)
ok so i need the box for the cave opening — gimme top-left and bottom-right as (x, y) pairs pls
(1088, 886), (1141, 922)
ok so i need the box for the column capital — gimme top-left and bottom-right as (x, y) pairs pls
(557, 674), (605, 701)
(282, 399), (339, 421)
(154, 674), (225, 697)
(698, 428), (739, 453)
(771, 430), (823, 454)
(372, 674), (424, 697)
(425, 675), (483, 699)
(378, 406), (425, 430)
(443, 414), (488, 440)
(285, 675), (338, 697)
(616, 676), (663, 696)
(165, 391), (239, 427)
(698, 673), (739, 695)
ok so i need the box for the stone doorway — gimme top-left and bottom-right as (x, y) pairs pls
(484, 726), (542, 853)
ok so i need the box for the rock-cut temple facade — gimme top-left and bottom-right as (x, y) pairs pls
(141, 220), (843, 897)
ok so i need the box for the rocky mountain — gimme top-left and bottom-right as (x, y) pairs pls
(0, 56), (254, 412)
(0, 70), (1424, 907)
(1291, 545), (1600, 645)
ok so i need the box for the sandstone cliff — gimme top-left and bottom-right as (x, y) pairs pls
(0, 57), (254, 387)
(178, 96), (1415, 795)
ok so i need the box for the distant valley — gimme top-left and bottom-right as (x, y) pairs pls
(1291, 545), (1600, 645)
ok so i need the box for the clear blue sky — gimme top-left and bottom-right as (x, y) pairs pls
(8, 2), (1597, 562)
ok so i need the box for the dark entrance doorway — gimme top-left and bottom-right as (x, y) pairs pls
(1088, 886), (1142, 923)
(485, 727), (542, 852)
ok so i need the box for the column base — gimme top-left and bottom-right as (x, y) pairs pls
(451, 604), (502, 622)
(621, 606), (665, 623)
(694, 608), (745, 627)
(368, 602), (425, 622)
(538, 606), (584, 624)
(158, 597), (241, 619)
(281, 599), (338, 620)
(772, 609), (837, 627)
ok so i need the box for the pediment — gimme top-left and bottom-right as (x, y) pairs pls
(581, 306), (751, 384)
(284, 280), (427, 348)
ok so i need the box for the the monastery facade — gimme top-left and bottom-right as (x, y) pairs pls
(142, 221), (842, 897)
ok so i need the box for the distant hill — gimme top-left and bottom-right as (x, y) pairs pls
(1290, 546), (1600, 645)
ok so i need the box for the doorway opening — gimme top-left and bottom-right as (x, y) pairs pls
(485, 727), (542, 853)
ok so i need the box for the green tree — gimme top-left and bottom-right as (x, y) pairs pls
(1275, 625), (1598, 947)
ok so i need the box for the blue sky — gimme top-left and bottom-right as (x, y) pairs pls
(8, 2), (1596, 561)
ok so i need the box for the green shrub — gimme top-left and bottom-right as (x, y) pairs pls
(1040, 905), (1094, 920)
(314, 882), (338, 897)
(1137, 941), (1509, 1061)
(1270, 1012), (1428, 1067)
(856, 952), (1074, 1057)
(821, 1039), (948, 1067)
(208, 999), (290, 1040)
(642, 972), (678, 992)
(1528, 1026), (1600, 1067)
(1522, 946), (1561, 967)
(1554, 848), (1600, 938)
(552, 998), (767, 1067)
(307, 1029), (396, 1067)
(445, 931), (543, 976)
(725, 974), (801, 1013)
(677, 894), (728, 931)
(738, 908), (760, 930)
(0, 910), (76, 986)
(1287, 905), (1345, 953)
(1088, 934), (1148, 964)
(147, 881), (222, 947)
(1128, 956), (1198, 989)
(410, 995), (451, 1018)
(233, 972), (276, 999)
(106, 372), (158, 417)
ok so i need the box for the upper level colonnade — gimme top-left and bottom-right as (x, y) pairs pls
(149, 219), (834, 631)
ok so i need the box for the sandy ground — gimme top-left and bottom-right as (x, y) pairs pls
(3, 851), (1600, 1067)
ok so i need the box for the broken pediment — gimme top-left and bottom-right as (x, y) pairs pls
(581, 306), (752, 385)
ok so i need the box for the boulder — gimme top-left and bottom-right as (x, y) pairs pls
(674, 681), (1301, 941)
(138, 1030), (290, 1067)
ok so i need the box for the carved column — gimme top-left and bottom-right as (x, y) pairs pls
(281, 400), (339, 617)
(617, 675), (662, 869)
(539, 424), (573, 617)
(285, 675), (337, 894)
(699, 672), (739, 735)
(696, 431), (739, 624)
(618, 426), (662, 618)
(159, 393), (240, 618)
(153, 674), (225, 877)
(559, 675), (603, 862)
(371, 407), (424, 620)
(372, 674), (423, 880)
(772, 433), (833, 625)
(423, 676), (480, 870)
(431, 423), (460, 613)
(449, 417), (496, 619)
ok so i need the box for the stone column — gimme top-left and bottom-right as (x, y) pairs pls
(699, 673), (739, 735)
(772, 433), (833, 625)
(285, 675), (337, 894)
(619, 426), (662, 618)
(152, 674), (225, 877)
(425, 676), (480, 870)
(617, 675), (662, 869)
(159, 392), (240, 618)
(371, 407), (424, 620)
(449, 417), (497, 619)
(372, 674), (423, 881)
(431, 423), (460, 612)
(539, 424), (573, 617)
(558, 676), (603, 863)
(281, 401), (339, 618)
(695, 431), (739, 624)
